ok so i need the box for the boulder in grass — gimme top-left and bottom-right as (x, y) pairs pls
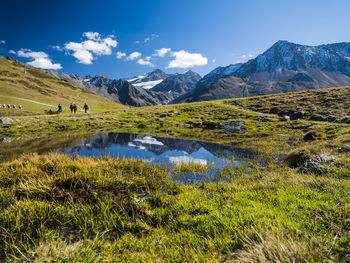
(338, 144), (350, 153)
(299, 154), (337, 174)
(0, 117), (19, 124)
(279, 115), (290, 121)
(219, 121), (246, 134)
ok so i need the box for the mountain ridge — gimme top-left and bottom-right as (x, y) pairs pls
(174, 40), (350, 103)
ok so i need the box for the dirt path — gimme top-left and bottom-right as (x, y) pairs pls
(0, 95), (85, 112)
(0, 95), (56, 107)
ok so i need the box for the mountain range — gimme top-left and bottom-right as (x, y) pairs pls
(23, 40), (350, 106)
(174, 40), (350, 103)
(45, 69), (201, 106)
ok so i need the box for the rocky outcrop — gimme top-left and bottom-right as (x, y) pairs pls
(299, 154), (337, 174)
(338, 145), (350, 153)
(219, 121), (246, 133)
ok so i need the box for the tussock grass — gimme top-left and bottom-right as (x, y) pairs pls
(0, 153), (349, 262)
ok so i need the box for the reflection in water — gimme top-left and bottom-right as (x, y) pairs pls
(0, 132), (263, 183)
(58, 132), (260, 170)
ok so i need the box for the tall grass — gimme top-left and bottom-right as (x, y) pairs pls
(0, 153), (349, 262)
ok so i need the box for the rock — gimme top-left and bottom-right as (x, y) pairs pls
(279, 115), (290, 121)
(303, 131), (320, 141)
(284, 150), (310, 168)
(338, 144), (350, 153)
(219, 121), (245, 133)
(0, 117), (19, 124)
(177, 123), (188, 128)
(299, 154), (337, 174)
(6, 56), (19, 63)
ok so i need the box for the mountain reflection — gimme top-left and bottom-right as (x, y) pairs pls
(58, 132), (258, 168)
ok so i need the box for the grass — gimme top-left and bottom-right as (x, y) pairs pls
(224, 86), (350, 123)
(0, 153), (349, 262)
(1, 55), (350, 261)
(1, 99), (349, 157)
(0, 56), (122, 114)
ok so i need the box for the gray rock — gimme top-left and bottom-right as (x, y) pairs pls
(219, 121), (245, 133)
(0, 117), (19, 124)
(177, 123), (188, 128)
(338, 144), (350, 153)
(279, 115), (290, 121)
(299, 154), (337, 174)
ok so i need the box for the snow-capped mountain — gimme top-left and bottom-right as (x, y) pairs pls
(127, 69), (169, 89)
(84, 75), (173, 106)
(234, 40), (350, 77)
(150, 70), (201, 96)
(174, 40), (350, 103)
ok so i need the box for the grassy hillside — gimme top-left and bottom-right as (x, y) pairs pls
(0, 57), (122, 114)
(0, 64), (350, 261)
(225, 86), (350, 123)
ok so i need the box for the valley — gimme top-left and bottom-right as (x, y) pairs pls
(0, 42), (350, 262)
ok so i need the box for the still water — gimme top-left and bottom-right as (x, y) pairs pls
(1, 132), (262, 183)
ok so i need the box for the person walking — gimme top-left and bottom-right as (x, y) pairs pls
(73, 104), (77, 114)
(57, 104), (62, 113)
(70, 103), (74, 113)
(83, 103), (89, 113)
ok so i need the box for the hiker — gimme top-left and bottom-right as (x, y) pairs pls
(1, 104), (5, 108)
(70, 103), (74, 113)
(7, 104), (10, 108)
(13, 105), (16, 109)
(57, 104), (62, 113)
(83, 103), (89, 113)
(73, 104), (77, 113)
(19, 105), (22, 110)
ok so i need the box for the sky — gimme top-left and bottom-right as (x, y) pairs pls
(1, 0), (350, 79)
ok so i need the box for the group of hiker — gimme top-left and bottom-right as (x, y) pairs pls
(47, 103), (89, 115)
(68, 103), (89, 113)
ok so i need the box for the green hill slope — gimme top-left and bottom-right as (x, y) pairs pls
(0, 57), (123, 114)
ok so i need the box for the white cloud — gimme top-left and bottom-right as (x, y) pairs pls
(144, 33), (159, 43)
(50, 45), (63, 51)
(145, 56), (151, 60)
(17, 49), (48, 59)
(71, 49), (93, 64)
(0, 40), (5, 44)
(241, 54), (247, 58)
(15, 48), (62, 70)
(83, 32), (100, 40)
(212, 58), (216, 63)
(9, 50), (16, 54)
(153, 47), (171, 57)
(137, 58), (154, 67)
(64, 32), (118, 64)
(126, 51), (142, 61)
(168, 50), (208, 69)
(116, 51), (126, 59)
(248, 53), (254, 58)
(135, 40), (140, 44)
(28, 57), (62, 70)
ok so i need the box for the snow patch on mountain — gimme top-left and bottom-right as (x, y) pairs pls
(132, 79), (164, 89)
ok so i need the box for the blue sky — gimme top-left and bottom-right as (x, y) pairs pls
(1, 0), (350, 78)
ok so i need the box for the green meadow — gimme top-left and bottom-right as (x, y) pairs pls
(0, 57), (349, 262)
